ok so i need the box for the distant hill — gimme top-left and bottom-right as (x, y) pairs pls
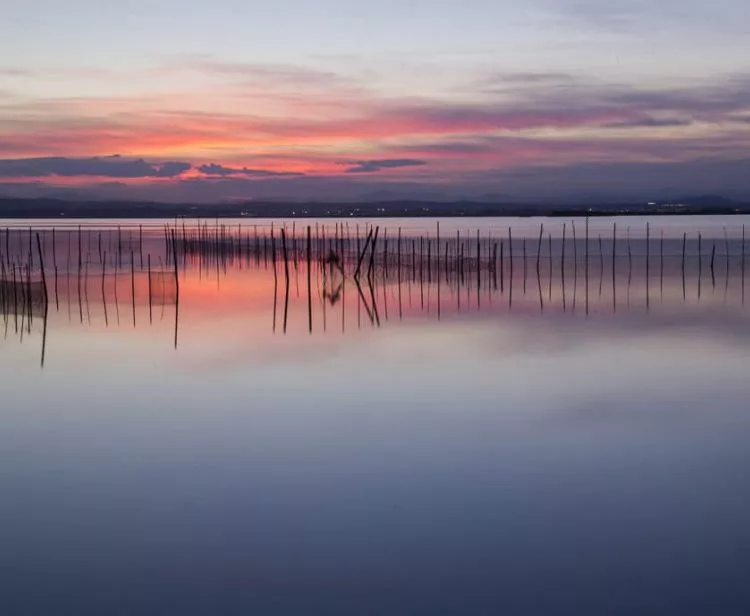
(0, 196), (748, 219)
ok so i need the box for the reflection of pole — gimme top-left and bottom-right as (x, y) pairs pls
(369, 278), (380, 327)
(272, 262), (278, 333)
(40, 297), (48, 369)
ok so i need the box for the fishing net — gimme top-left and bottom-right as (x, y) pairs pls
(0, 278), (47, 316)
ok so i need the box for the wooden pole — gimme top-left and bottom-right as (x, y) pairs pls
(126, 250), (134, 329)
(476, 229), (481, 290)
(398, 227), (402, 275)
(508, 227), (514, 285)
(536, 223), (544, 274)
(499, 240), (505, 292)
(148, 253), (152, 324)
(35, 233), (48, 307)
(354, 228), (373, 280)
(367, 226), (380, 281)
(307, 226), (313, 333)
(281, 227), (290, 283)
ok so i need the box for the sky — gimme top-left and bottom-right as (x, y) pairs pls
(1, 0), (749, 203)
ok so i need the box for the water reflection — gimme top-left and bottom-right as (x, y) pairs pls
(2, 221), (749, 369)
(3, 220), (750, 614)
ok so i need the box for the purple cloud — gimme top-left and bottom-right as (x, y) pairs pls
(343, 159), (427, 174)
(0, 156), (190, 178)
(197, 163), (303, 178)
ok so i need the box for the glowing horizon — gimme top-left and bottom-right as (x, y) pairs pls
(2, 0), (749, 202)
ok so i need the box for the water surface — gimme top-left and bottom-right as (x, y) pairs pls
(1, 216), (750, 615)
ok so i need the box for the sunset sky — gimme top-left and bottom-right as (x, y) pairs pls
(1, 0), (749, 202)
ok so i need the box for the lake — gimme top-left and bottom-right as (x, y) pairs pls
(2, 215), (750, 615)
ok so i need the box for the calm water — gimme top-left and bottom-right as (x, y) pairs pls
(2, 215), (750, 615)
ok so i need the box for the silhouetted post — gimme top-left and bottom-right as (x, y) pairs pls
(26, 262), (33, 329)
(96, 249), (107, 327)
(711, 242), (717, 286)
(536, 223), (544, 275)
(354, 228), (373, 280)
(681, 231), (687, 272)
(35, 233), (48, 308)
(307, 226), (313, 333)
(171, 230), (179, 349)
(660, 231), (665, 296)
(131, 250), (136, 328)
(724, 226), (730, 279)
(411, 238), (417, 280)
(367, 227), (380, 281)
(281, 227), (290, 283)
(585, 217), (590, 315)
(383, 228), (388, 279)
(0, 260), (6, 314)
(682, 232), (687, 301)
(397, 227), (402, 274)
(499, 240), (505, 292)
(271, 226), (278, 272)
(508, 227), (514, 284)
(436, 221), (441, 281)
(548, 232), (552, 279)
(742, 224), (746, 304)
(428, 233), (433, 284)
(12, 265), (18, 329)
(148, 254), (152, 324)
(646, 222), (651, 287)
(459, 241), (465, 286)
(599, 233), (604, 297)
(627, 227), (633, 275)
(139, 224), (144, 268)
(476, 229), (481, 290)
(171, 229), (179, 298)
(698, 232), (703, 282)
(492, 242), (498, 289)
(455, 230), (460, 287)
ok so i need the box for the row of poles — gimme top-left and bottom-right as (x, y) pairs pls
(1, 219), (748, 351)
